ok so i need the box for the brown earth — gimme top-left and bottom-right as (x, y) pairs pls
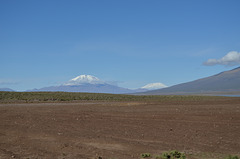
(0, 98), (240, 159)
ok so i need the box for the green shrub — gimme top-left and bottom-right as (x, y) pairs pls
(141, 153), (151, 158)
(161, 150), (186, 159)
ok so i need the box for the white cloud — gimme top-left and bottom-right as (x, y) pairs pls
(203, 51), (240, 66)
(141, 82), (167, 90)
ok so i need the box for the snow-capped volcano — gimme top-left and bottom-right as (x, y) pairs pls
(65, 75), (104, 85)
(30, 75), (135, 94)
(141, 82), (167, 90)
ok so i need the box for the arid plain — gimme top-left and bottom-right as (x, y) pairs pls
(0, 97), (240, 159)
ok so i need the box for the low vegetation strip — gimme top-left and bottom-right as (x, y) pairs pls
(0, 91), (228, 103)
(141, 150), (186, 159)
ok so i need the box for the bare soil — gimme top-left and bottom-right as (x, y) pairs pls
(0, 98), (240, 159)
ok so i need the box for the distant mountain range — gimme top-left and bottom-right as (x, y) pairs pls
(30, 83), (138, 94)
(4, 67), (240, 95)
(28, 75), (164, 94)
(0, 88), (15, 92)
(141, 66), (240, 95)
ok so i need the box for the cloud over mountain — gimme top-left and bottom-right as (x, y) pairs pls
(203, 51), (240, 66)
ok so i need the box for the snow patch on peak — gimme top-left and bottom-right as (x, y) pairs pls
(72, 75), (100, 82)
(141, 83), (167, 90)
(65, 75), (104, 85)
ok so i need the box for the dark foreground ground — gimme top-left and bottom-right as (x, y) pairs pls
(0, 97), (240, 159)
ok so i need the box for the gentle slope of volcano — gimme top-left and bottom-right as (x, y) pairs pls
(29, 83), (136, 94)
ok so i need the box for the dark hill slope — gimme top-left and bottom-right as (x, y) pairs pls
(143, 67), (240, 95)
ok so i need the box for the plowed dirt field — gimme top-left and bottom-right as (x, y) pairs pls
(0, 97), (240, 159)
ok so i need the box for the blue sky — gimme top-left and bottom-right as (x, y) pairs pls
(1, 0), (240, 91)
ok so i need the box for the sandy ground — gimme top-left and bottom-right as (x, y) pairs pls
(0, 98), (240, 159)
